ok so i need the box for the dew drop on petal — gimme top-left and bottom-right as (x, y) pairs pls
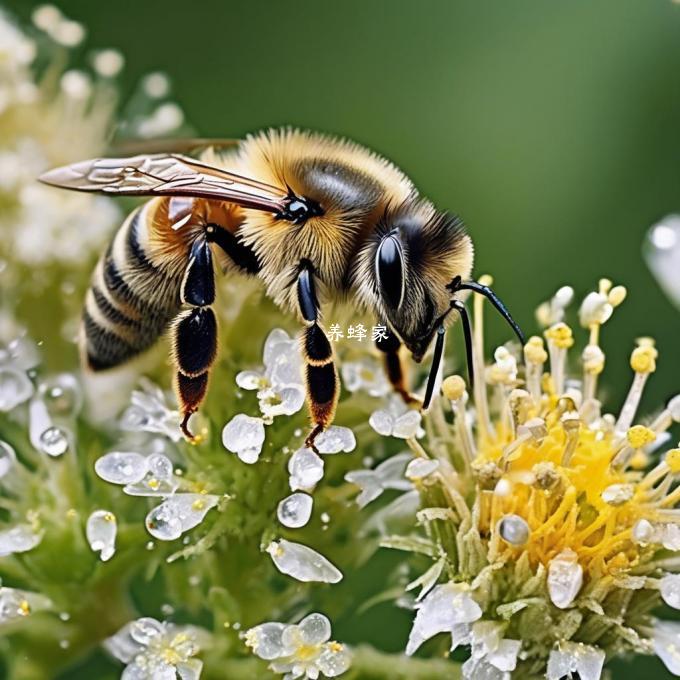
(145, 494), (219, 540)
(0, 587), (51, 623)
(498, 514), (530, 546)
(266, 539), (342, 583)
(86, 510), (117, 561)
(288, 448), (324, 492)
(0, 525), (42, 556)
(95, 452), (149, 485)
(145, 502), (183, 541)
(244, 622), (287, 660)
(297, 612), (331, 645)
(547, 549), (583, 609)
(653, 620), (680, 675)
(235, 370), (264, 391)
(277, 493), (313, 528)
(547, 641), (606, 680)
(0, 440), (16, 478)
(39, 426), (69, 457)
(39, 373), (82, 417)
(314, 426), (356, 454)
(318, 643), (352, 677)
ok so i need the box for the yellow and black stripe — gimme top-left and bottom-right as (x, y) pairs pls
(81, 202), (185, 371)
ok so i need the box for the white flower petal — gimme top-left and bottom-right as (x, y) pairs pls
(86, 510), (117, 561)
(392, 410), (422, 439)
(368, 409), (395, 436)
(266, 539), (342, 583)
(547, 641), (605, 680)
(95, 452), (149, 485)
(405, 458), (439, 480)
(0, 440), (16, 478)
(0, 524), (42, 556)
(654, 619), (680, 675)
(222, 414), (265, 463)
(129, 617), (164, 645)
(547, 549), (583, 609)
(0, 366), (33, 412)
(314, 426), (356, 454)
(145, 494), (219, 541)
(661, 574), (680, 609)
(176, 659), (203, 680)
(236, 370), (265, 391)
(277, 493), (313, 529)
(245, 622), (289, 660)
(406, 583), (482, 655)
(0, 586), (51, 622)
(103, 622), (144, 663)
(298, 613), (332, 645)
(288, 448), (324, 492)
(317, 642), (352, 677)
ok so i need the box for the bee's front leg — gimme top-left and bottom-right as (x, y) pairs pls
(374, 327), (421, 406)
(171, 236), (218, 439)
(297, 261), (339, 452)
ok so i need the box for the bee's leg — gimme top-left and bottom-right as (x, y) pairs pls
(374, 328), (420, 405)
(297, 262), (339, 452)
(206, 224), (260, 274)
(171, 236), (218, 439)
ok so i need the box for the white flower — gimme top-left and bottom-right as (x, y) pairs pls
(344, 453), (413, 508)
(369, 395), (422, 439)
(0, 586), (51, 623)
(266, 540), (342, 583)
(341, 358), (390, 397)
(547, 641), (605, 680)
(145, 494), (220, 541)
(236, 329), (305, 422)
(653, 619), (680, 676)
(104, 617), (207, 680)
(244, 613), (351, 679)
(222, 414), (266, 464)
(406, 582), (483, 655)
(462, 621), (521, 680)
(120, 380), (182, 442)
(547, 549), (583, 609)
(86, 510), (117, 562)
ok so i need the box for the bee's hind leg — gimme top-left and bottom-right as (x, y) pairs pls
(374, 327), (421, 406)
(297, 261), (339, 452)
(171, 236), (218, 439)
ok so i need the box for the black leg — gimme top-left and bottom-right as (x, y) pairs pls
(171, 235), (218, 438)
(374, 326), (418, 404)
(296, 262), (339, 452)
(206, 224), (260, 274)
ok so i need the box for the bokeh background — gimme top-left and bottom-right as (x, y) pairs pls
(3, 0), (680, 677)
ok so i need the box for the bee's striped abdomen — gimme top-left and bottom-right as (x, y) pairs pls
(82, 201), (185, 371)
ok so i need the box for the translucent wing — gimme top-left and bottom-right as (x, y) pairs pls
(39, 153), (288, 213)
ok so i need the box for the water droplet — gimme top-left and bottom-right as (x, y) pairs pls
(0, 367), (34, 412)
(39, 427), (69, 457)
(130, 617), (164, 645)
(161, 603), (175, 616)
(661, 574), (680, 609)
(498, 514), (530, 546)
(145, 493), (219, 541)
(277, 493), (313, 528)
(59, 612), (70, 622)
(59, 639), (70, 650)
(314, 426), (356, 454)
(320, 512), (330, 524)
(222, 414), (265, 464)
(39, 374), (82, 417)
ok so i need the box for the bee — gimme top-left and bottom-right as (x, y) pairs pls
(40, 128), (523, 448)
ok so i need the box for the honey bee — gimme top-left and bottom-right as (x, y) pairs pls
(40, 128), (523, 448)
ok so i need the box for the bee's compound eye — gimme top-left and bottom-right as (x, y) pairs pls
(376, 232), (405, 311)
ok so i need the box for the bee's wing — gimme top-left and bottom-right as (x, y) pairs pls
(39, 153), (288, 213)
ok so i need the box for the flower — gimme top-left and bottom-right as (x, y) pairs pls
(235, 328), (305, 422)
(369, 395), (422, 439)
(244, 613), (351, 679)
(105, 617), (207, 680)
(375, 279), (680, 677)
(345, 453), (413, 508)
(341, 357), (390, 397)
(120, 379), (183, 443)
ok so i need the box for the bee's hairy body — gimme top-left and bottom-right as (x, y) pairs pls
(43, 128), (483, 447)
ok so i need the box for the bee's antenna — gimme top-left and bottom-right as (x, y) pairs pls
(422, 325), (446, 411)
(449, 277), (526, 346)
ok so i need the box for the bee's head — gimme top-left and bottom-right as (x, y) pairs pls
(360, 200), (474, 361)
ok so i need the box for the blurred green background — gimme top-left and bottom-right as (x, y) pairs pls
(4, 0), (680, 677)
